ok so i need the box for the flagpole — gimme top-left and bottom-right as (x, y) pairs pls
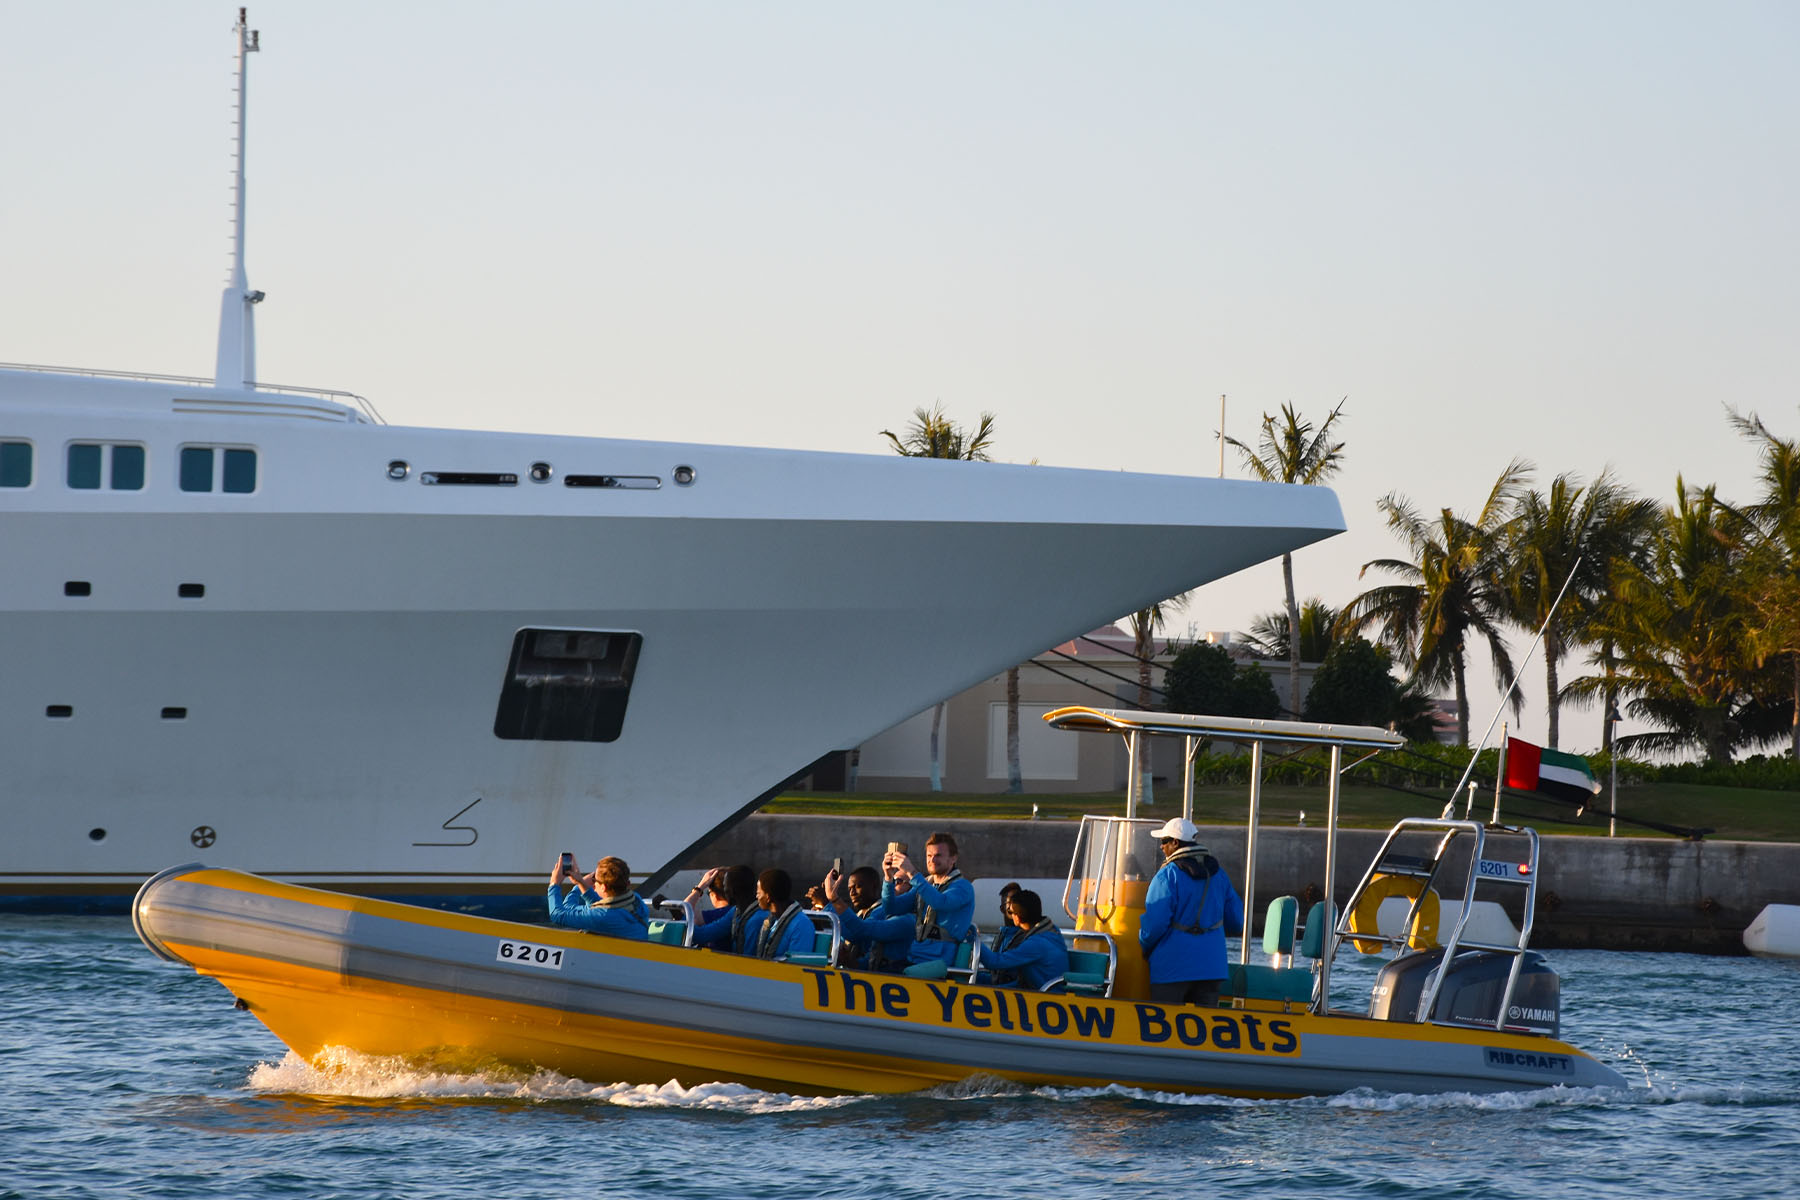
(1494, 723), (1508, 825)
(1443, 557), (1585, 815)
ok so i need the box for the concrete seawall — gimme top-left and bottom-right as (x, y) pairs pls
(688, 814), (1800, 954)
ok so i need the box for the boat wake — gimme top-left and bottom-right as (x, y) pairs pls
(244, 1048), (864, 1113)
(246, 1046), (1769, 1115)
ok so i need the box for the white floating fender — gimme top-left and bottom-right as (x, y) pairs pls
(1376, 897), (1519, 947)
(1743, 903), (1800, 958)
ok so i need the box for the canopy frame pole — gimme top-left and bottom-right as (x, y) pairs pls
(1240, 740), (1264, 967)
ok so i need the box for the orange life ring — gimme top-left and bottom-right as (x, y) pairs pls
(1347, 874), (1440, 955)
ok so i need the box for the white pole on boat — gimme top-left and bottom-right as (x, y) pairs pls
(1240, 740), (1264, 966)
(1182, 734), (1196, 823)
(214, 8), (262, 390)
(1125, 729), (1141, 820)
(1493, 723), (1508, 824)
(1317, 741), (1342, 1012)
(1443, 558), (1584, 814)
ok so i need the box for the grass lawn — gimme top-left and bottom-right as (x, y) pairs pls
(766, 781), (1800, 841)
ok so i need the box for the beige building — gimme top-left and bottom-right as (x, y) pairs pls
(844, 626), (1319, 794)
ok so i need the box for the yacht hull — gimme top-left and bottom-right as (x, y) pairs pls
(2, 377), (1344, 909)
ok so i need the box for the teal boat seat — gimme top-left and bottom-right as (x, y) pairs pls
(1063, 949), (1112, 997)
(646, 919), (687, 947)
(1263, 895), (1298, 959)
(1227, 962), (1315, 1005)
(1301, 899), (1334, 959)
(782, 927), (838, 968)
(903, 958), (949, 979)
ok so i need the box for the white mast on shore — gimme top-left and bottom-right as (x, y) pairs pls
(214, 8), (262, 390)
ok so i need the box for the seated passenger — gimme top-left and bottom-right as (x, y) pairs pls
(826, 831), (973, 972)
(991, 882), (1024, 948)
(684, 865), (733, 918)
(751, 868), (815, 960)
(691, 864), (761, 953)
(547, 854), (649, 940)
(977, 889), (1069, 991)
(816, 865), (883, 968)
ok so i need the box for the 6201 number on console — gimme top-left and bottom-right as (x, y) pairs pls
(496, 939), (566, 970)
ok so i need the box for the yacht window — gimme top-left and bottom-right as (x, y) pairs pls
(67, 444), (102, 489)
(181, 445), (258, 493)
(0, 440), (31, 487)
(494, 628), (642, 743)
(111, 444), (145, 491)
(66, 442), (146, 491)
(180, 447), (213, 491)
(222, 448), (257, 493)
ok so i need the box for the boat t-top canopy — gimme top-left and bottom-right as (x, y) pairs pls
(1042, 706), (1405, 751)
(1043, 705), (1410, 992)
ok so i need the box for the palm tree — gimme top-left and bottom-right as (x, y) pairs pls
(1224, 401), (1348, 720)
(1240, 598), (1340, 680)
(1567, 478), (1775, 764)
(1502, 471), (1658, 748)
(881, 404), (997, 789)
(881, 405), (997, 462)
(1730, 409), (1800, 759)
(1340, 461), (1530, 746)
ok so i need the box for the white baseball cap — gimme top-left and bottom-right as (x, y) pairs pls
(1151, 817), (1200, 843)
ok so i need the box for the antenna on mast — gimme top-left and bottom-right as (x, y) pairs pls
(214, 8), (263, 390)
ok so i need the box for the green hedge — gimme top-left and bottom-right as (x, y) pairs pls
(1185, 742), (1800, 791)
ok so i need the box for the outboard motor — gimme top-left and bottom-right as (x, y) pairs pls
(1368, 947), (1560, 1036)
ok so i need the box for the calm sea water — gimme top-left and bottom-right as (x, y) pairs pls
(3, 916), (1796, 1200)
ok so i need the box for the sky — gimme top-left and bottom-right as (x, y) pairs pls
(4, 2), (1797, 755)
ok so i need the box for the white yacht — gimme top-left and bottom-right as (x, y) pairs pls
(0, 12), (1345, 912)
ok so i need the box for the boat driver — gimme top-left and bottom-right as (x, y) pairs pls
(975, 888), (1069, 992)
(548, 854), (650, 940)
(824, 831), (973, 977)
(1137, 818), (1243, 1007)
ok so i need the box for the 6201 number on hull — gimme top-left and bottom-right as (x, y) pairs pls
(496, 939), (565, 970)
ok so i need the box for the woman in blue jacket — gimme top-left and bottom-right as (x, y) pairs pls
(977, 889), (1069, 991)
(1137, 818), (1243, 1006)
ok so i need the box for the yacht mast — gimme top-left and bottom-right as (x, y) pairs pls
(213, 8), (262, 390)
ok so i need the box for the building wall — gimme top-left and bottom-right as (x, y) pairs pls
(851, 649), (1319, 794)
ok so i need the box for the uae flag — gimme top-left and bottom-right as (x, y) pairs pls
(1505, 737), (1601, 804)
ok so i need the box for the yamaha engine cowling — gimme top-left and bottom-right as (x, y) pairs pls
(1368, 947), (1560, 1036)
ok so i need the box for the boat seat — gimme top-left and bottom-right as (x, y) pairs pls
(1227, 962), (1315, 1006)
(646, 919), (687, 947)
(783, 908), (846, 967)
(1063, 930), (1118, 998)
(1063, 950), (1112, 997)
(1301, 899), (1334, 959)
(1263, 895), (1299, 966)
(783, 925), (839, 968)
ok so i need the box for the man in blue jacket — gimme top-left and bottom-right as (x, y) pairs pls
(750, 868), (817, 960)
(827, 831), (973, 974)
(548, 854), (650, 940)
(1137, 818), (1243, 1006)
(976, 888), (1069, 991)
